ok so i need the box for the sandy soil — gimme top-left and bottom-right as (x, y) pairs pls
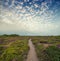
(26, 39), (39, 61)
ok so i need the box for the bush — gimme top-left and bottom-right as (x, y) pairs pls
(45, 46), (60, 61)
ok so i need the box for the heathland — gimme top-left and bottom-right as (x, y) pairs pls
(0, 35), (60, 61)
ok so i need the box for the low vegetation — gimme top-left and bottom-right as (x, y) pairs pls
(0, 35), (60, 61)
(0, 35), (29, 61)
(32, 36), (60, 61)
(1, 40), (29, 61)
(45, 46), (60, 61)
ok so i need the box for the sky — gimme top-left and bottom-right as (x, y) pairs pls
(0, 0), (60, 36)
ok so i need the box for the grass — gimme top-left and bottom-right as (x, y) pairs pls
(45, 46), (60, 61)
(32, 36), (60, 61)
(0, 35), (60, 61)
(0, 35), (29, 61)
(0, 40), (29, 61)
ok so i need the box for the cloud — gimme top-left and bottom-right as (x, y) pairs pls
(24, 0), (29, 2)
(0, 0), (60, 35)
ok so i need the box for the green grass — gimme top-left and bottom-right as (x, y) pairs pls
(0, 35), (60, 61)
(45, 46), (60, 61)
(0, 40), (29, 61)
(0, 45), (6, 56)
(32, 36), (60, 61)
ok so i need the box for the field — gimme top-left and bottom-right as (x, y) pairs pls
(0, 35), (29, 61)
(31, 36), (60, 61)
(0, 35), (60, 61)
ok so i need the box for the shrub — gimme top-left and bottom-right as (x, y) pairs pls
(45, 46), (60, 61)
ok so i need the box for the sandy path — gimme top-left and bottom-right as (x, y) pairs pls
(26, 39), (39, 61)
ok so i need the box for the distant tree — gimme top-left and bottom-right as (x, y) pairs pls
(2, 34), (8, 37)
(9, 34), (19, 36)
(1, 34), (19, 37)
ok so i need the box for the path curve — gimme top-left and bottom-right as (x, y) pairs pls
(26, 39), (39, 61)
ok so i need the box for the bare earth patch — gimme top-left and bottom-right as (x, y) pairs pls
(26, 39), (39, 61)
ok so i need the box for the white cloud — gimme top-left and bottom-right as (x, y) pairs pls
(24, 0), (29, 2)
(34, 4), (39, 8)
(0, 0), (60, 35)
(2, 18), (14, 24)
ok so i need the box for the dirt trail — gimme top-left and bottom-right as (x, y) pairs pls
(26, 39), (39, 61)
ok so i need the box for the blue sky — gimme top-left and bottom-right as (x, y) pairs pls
(0, 0), (60, 36)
